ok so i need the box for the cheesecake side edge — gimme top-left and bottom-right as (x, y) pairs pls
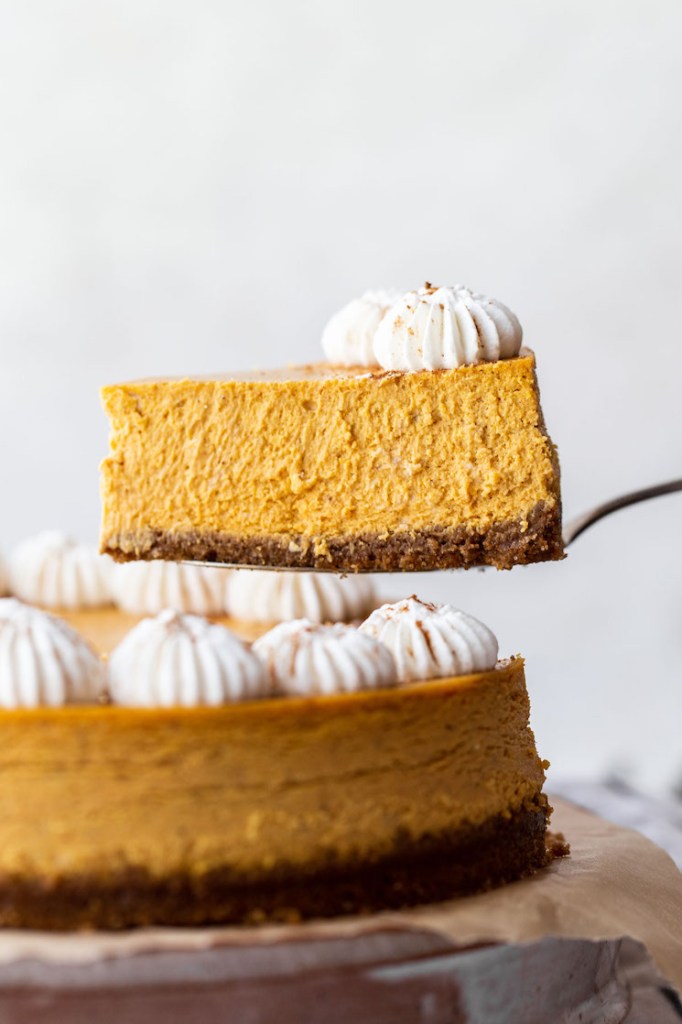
(0, 799), (559, 931)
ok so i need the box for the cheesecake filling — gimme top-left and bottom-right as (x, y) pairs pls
(100, 356), (562, 571)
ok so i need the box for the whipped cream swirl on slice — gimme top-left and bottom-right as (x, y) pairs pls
(111, 560), (230, 615)
(0, 598), (106, 708)
(322, 289), (401, 367)
(359, 596), (498, 683)
(9, 531), (114, 610)
(253, 619), (397, 696)
(373, 283), (523, 371)
(226, 570), (377, 624)
(108, 610), (270, 707)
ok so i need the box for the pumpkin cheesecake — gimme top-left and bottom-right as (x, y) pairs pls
(100, 355), (562, 572)
(0, 597), (558, 930)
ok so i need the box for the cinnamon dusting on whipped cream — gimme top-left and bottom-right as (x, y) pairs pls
(253, 619), (397, 696)
(360, 596), (498, 682)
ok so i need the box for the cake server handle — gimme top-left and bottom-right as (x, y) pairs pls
(562, 477), (682, 547)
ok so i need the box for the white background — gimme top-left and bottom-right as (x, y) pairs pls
(0, 2), (680, 791)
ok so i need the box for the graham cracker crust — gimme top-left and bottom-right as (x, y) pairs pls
(0, 801), (563, 931)
(103, 501), (564, 572)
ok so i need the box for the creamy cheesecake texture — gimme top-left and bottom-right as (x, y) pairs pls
(100, 354), (563, 571)
(0, 657), (550, 929)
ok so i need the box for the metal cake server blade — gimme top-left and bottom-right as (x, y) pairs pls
(561, 477), (682, 547)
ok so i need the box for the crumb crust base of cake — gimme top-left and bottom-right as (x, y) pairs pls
(103, 501), (564, 572)
(0, 800), (564, 931)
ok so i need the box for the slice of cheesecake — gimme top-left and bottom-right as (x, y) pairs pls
(100, 352), (562, 572)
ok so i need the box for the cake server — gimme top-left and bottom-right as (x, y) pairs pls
(185, 477), (682, 572)
(561, 476), (682, 547)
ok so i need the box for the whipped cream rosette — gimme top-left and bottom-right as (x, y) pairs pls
(322, 289), (400, 367)
(253, 619), (397, 696)
(359, 596), (498, 683)
(111, 560), (230, 615)
(373, 283), (522, 371)
(227, 570), (377, 624)
(9, 531), (114, 610)
(0, 598), (106, 708)
(108, 610), (269, 707)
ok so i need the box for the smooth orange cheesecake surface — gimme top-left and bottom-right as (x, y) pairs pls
(0, 650), (552, 929)
(100, 354), (562, 572)
(59, 606), (266, 651)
